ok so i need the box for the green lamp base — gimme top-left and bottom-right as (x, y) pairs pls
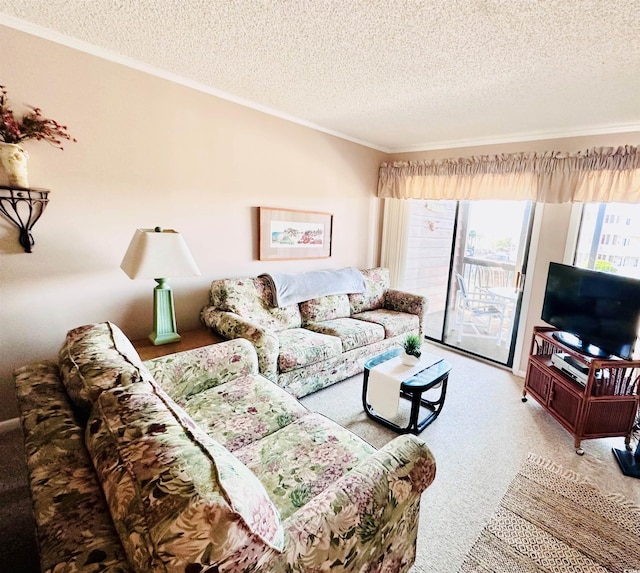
(150, 278), (181, 346)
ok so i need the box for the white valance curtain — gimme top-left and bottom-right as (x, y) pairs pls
(378, 146), (640, 203)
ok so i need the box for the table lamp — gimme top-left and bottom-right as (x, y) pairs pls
(121, 227), (200, 345)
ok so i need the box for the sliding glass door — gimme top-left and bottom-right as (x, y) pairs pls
(400, 199), (534, 367)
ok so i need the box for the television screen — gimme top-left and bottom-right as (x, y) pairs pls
(541, 262), (640, 359)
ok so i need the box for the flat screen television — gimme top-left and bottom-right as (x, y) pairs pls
(541, 262), (640, 359)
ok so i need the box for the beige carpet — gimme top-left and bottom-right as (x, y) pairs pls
(300, 341), (640, 572)
(459, 453), (640, 572)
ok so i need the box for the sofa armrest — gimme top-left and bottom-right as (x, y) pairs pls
(144, 338), (260, 402)
(280, 434), (435, 572)
(385, 289), (429, 336)
(201, 307), (280, 382)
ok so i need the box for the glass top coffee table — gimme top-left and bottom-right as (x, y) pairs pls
(362, 346), (451, 434)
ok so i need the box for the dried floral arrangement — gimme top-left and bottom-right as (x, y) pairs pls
(0, 85), (76, 149)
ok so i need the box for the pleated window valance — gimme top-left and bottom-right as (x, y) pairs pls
(377, 146), (640, 203)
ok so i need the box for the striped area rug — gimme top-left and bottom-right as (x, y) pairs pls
(459, 453), (640, 573)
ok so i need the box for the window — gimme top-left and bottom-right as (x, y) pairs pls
(604, 214), (620, 224)
(574, 203), (640, 279)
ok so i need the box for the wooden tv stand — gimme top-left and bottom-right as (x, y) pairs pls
(523, 326), (640, 455)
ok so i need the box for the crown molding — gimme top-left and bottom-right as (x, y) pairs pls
(383, 124), (640, 154)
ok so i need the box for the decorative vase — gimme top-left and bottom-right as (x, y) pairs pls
(401, 352), (420, 366)
(0, 142), (29, 188)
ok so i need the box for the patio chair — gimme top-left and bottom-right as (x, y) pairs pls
(451, 273), (508, 345)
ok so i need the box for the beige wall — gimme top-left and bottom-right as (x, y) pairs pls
(390, 133), (640, 374)
(0, 25), (386, 420)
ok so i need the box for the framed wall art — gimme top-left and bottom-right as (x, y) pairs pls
(259, 207), (333, 260)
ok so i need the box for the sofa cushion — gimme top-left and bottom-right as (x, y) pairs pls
(299, 294), (351, 324)
(277, 328), (343, 372)
(86, 384), (283, 573)
(178, 373), (308, 452)
(210, 277), (301, 331)
(352, 309), (420, 338)
(304, 318), (386, 352)
(348, 267), (390, 314)
(58, 321), (153, 413)
(233, 413), (376, 520)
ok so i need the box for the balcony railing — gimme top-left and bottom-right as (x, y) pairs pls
(460, 257), (517, 291)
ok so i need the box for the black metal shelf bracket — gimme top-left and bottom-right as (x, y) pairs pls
(0, 186), (50, 253)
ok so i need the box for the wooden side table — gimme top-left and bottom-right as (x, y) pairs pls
(132, 325), (223, 361)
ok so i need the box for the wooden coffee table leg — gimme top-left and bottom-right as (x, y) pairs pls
(407, 390), (423, 434)
(414, 375), (449, 433)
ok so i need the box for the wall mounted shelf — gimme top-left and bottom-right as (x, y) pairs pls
(0, 186), (50, 253)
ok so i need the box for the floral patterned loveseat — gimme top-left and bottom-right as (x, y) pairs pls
(201, 267), (428, 397)
(15, 321), (436, 573)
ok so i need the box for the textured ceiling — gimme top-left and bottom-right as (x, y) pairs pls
(1, 1), (639, 152)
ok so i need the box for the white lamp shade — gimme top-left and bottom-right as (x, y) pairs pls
(121, 228), (201, 279)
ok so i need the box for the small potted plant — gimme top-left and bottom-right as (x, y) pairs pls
(402, 333), (422, 365)
(0, 85), (76, 187)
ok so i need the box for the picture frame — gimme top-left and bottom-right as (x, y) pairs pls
(259, 207), (333, 260)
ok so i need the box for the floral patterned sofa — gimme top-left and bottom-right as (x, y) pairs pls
(15, 321), (436, 573)
(201, 267), (428, 397)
